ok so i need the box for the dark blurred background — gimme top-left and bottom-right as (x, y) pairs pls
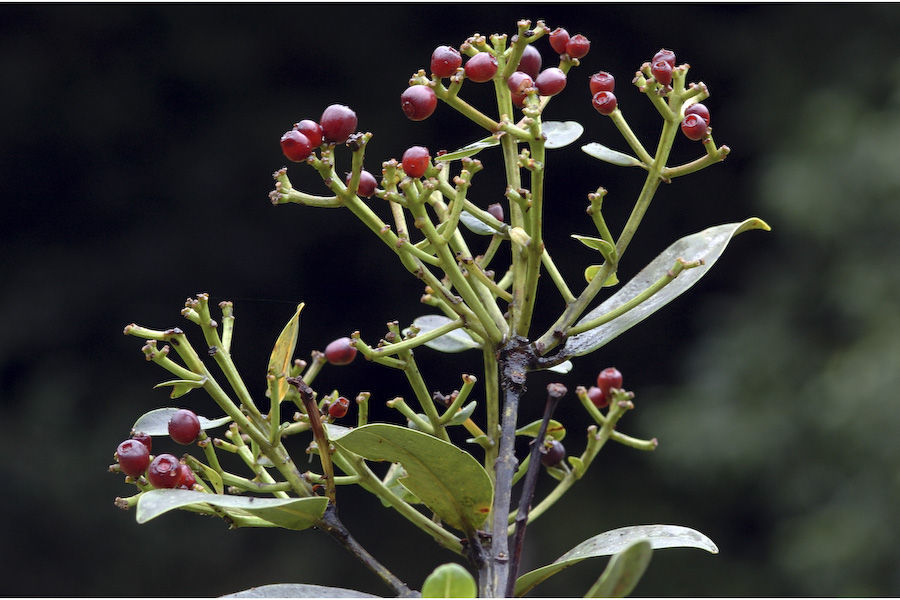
(2, 4), (899, 597)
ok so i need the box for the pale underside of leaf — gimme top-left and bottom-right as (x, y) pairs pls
(581, 142), (645, 167)
(222, 583), (379, 598)
(404, 314), (481, 353)
(132, 407), (231, 436)
(543, 121), (584, 149)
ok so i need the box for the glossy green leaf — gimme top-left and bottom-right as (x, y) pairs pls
(515, 525), (718, 596)
(153, 377), (207, 399)
(458, 210), (499, 236)
(333, 424), (493, 532)
(446, 401), (477, 426)
(435, 135), (500, 162)
(516, 419), (566, 441)
(572, 234), (616, 263)
(585, 540), (653, 598)
(136, 489), (327, 530)
(566, 218), (770, 358)
(584, 265), (619, 287)
(543, 121), (584, 149)
(404, 315), (481, 353)
(267, 303), (304, 404)
(422, 563), (477, 598)
(582, 142), (644, 167)
(132, 407), (231, 436)
(223, 583), (379, 598)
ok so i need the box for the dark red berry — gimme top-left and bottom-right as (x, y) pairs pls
(431, 45), (462, 78)
(592, 91), (617, 115)
(294, 119), (323, 148)
(147, 453), (182, 489)
(587, 385), (609, 409)
(324, 337), (357, 366)
(511, 92), (527, 108)
(280, 130), (312, 162)
(516, 45), (542, 79)
(116, 439), (150, 478)
(681, 113), (708, 141)
(487, 203), (504, 222)
(400, 85), (437, 121)
(464, 52), (498, 83)
(653, 48), (676, 68)
(684, 103), (710, 126)
(535, 67), (567, 96)
(565, 34), (590, 59)
(168, 409), (201, 445)
(589, 71), (615, 95)
(401, 146), (431, 178)
(346, 170), (378, 198)
(319, 104), (358, 144)
(177, 464), (196, 489)
(651, 60), (673, 86)
(507, 71), (534, 95)
(540, 440), (566, 467)
(548, 27), (570, 55)
(596, 367), (623, 399)
(131, 431), (152, 453)
(328, 396), (350, 419)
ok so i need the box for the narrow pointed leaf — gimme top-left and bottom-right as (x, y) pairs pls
(404, 315), (481, 353)
(196, 462), (225, 495)
(422, 563), (477, 598)
(543, 121), (584, 149)
(446, 401), (478, 426)
(585, 540), (653, 598)
(223, 583), (379, 598)
(136, 489), (327, 530)
(153, 377), (207, 399)
(582, 142), (644, 167)
(435, 135), (500, 162)
(267, 303), (304, 404)
(566, 218), (770, 358)
(572, 234), (617, 263)
(332, 424), (493, 532)
(132, 407), (231, 436)
(515, 524), (718, 596)
(516, 419), (566, 441)
(458, 210), (499, 236)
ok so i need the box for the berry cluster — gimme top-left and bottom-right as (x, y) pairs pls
(112, 409), (202, 490)
(279, 104), (359, 161)
(587, 367), (623, 409)
(548, 27), (590, 60)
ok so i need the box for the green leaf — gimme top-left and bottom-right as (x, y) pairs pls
(404, 315), (481, 353)
(267, 302), (304, 404)
(516, 419), (566, 441)
(323, 422), (353, 442)
(333, 424), (493, 532)
(435, 135), (500, 162)
(132, 407), (231, 436)
(381, 463), (421, 506)
(572, 234), (617, 263)
(446, 401), (477, 426)
(136, 489), (327, 530)
(582, 142), (644, 167)
(421, 563), (477, 598)
(223, 583), (379, 598)
(584, 265), (619, 287)
(153, 377), (207, 399)
(196, 463), (225, 495)
(515, 524), (718, 597)
(566, 218), (770, 358)
(585, 540), (653, 598)
(543, 121), (584, 149)
(458, 210), (498, 235)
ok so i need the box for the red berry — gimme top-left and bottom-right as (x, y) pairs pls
(131, 431), (152, 453)
(548, 27), (570, 55)
(346, 170), (378, 198)
(324, 337), (357, 365)
(653, 48), (676, 68)
(294, 119), (323, 148)
(319, 104), (358, 144)
(401, 146), (431, 178)
(147, 454), (182, 489)
(328, 396), (350, 419)
(535, 67), (567, 97)
(280, 130), (312, 162)
(651, 60), (673, 86)
(431, 45), (462, 78)
(168, 409), (201, 445)
(592, 91), (617, 115)
(587, 385), (609, 409)
(681, 113), (708, 141)
(177, 464), (196, 489)
(511, 92), (527, 108)
(507, 71), (534, 94)
(540, 440), (566, 467)
(464, 52), (498, 83)
(516, 45), (542, 79)
(115, 439), (150, 478)
(400, 85), (437, 121)
(589, 71), (615, 95)
(685, 102), (710, 126)
(487, 203), (504, 222)
(565, 34), (590, 59)
(596, 367), (623, 398)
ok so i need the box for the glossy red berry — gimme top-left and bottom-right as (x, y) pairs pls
(294, 119), (323, 148)
(653, 48), (676, 68)
(116, 439), (150, 477)
(177, 464), (196, 489)
(535, 67), (567, 97)
(596, 367), (623, 399)
(431, 45), (462, 78)
(147, 453), (182, 489)
(328, 396), (350, 419)
(592, 91), (617, 115)
(540, 440), (566, 467)
(324, 337), (357, 365)
(511, 91), (527, 108)
(587, 385), (609, 408)
(401, 146), (431, 178)
(684, 103), (710, 126)
(548, 27), (570, 55)
(651, 60), (673, 86)
(168, 409), (201, 445)
(516, 45), (542, 79)
(280, 130), (313, 162)
(346, 170), (378, 198)
(507, 71), (534, 95)
(487, 203), (504, 222)
(319, 104), (358, 144)
(131, 431), (152, 453)
(400, 85), (437, 121)
(565, 34), (590, 59)
(464, 52), (498, 83)
(681, 113), (709, 141)
(589, 71), (615, 95)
